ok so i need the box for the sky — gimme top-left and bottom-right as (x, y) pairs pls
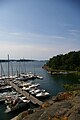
(0, 0), (80, 60)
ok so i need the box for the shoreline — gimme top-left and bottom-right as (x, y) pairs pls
(43, 65), (80, 75)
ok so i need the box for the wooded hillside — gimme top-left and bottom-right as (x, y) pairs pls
(46, 51), (80, 71)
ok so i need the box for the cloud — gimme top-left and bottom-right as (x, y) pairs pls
(62, 23), (73, 27)
(0, 30), (65, 38)
(0, 30), (80, 59)
(68, 29), (80, 36)
(0, 30), (66, 46)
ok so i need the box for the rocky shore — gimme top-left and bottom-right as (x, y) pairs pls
(15, 90), (80, 120)
(43, 65), (80, 75)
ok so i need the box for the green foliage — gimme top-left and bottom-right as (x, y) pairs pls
(46, 51), (80, 71)
(63, 84), (80, 91)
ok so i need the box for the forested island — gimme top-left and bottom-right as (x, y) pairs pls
(44, 51), (80, 73)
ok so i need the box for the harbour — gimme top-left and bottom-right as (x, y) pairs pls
(0, 61), (80, 120)
(0, 73), (48, 114)
(5, 79), (43, 106)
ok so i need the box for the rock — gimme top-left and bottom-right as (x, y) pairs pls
(27, 109), (33, 114)
(23, 109), (45, 120)
(17, 90), (80, 120)
(54, 92), (72, 102)
(18, 111), (28, 120)
(41, 102), (51, 108)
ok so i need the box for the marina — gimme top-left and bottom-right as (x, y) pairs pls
(0, 77), (46, 114)
(0, 60), (50, 116)
(5, 79), (44, 106)
(0, 61), (79, 120)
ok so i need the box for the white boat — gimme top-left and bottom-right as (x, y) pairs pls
(19, 96), (30, 103)
(29, 88), (35, 93)
(36, 75), (43, 79)
(22, 86), (31, 91)
(22, 99), (30, 103)
(31, 89), (41, 95)
(5, 85), (12, 89)
(36, 91), (50, 98)
(19, 82), (32, 88)
(22, 82), (32, 87)
(22, 83), (40, 91)
(19, 96), (26, 100)
(0, 85), (12, 92)
(34, 89), (41, 93)
(29, 83), (40, 88)
(20, 72), (36, 80)
(16, 76), (28, 81)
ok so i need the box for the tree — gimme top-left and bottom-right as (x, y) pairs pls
(46, 51), (80, 71)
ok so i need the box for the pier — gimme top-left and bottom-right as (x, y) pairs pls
(5, 80), (43, 106)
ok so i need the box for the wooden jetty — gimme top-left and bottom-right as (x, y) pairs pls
(5, 80), (43, 106)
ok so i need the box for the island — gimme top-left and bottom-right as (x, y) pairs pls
(43, 51), (80, 75)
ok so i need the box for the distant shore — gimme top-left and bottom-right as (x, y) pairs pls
(0, 59), (36, 62)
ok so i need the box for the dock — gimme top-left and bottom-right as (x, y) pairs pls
(5, 80), (43, 106)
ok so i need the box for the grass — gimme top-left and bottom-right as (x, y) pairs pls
(63, 84), (80, 91)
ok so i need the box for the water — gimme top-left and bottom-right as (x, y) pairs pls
(0, 61), (80, 120)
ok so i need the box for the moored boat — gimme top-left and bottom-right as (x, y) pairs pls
(36, 91), (50, 98)
(36, 75), (43, 79)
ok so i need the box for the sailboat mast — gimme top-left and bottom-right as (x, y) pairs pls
(1, 63), (5, 78)
(8, 54), (10, 78)
(19, 61), (21, 77)
(1, 63), (2, 78)
(11, 62), (13, 78)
